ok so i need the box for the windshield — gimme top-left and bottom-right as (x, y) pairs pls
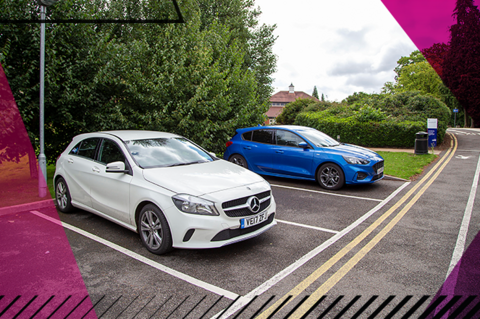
(298, 129), (340, 147)
(125, 138), (213, 168)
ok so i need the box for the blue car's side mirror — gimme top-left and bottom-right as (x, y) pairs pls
(299, 142), (309, 148)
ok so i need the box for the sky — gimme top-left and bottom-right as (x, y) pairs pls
(253, 0), (455, 102)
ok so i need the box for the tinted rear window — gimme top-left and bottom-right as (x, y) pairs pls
(242, 131), (252, 141)
(252, 130), (274, 144)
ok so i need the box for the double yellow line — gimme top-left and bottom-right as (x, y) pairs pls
(257, 133), (458, 319)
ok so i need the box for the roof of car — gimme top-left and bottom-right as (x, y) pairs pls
(75, 130), (181, 142)
(237, 125), (314, 133)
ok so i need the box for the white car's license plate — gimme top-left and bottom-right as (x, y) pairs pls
(377, 166), (384, 174)
(241, 212), (267, 229)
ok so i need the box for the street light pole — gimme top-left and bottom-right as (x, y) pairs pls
(38, 4), (47, 197)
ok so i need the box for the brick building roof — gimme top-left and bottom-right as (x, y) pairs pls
(266, 106), (284, 118)
(270, 91), (319, 103)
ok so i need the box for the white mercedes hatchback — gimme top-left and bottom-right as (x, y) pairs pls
(54, 131), (276, 254)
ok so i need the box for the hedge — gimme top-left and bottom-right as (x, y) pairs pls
(295, 113), (437, 148)
(291, 91), (450, 147)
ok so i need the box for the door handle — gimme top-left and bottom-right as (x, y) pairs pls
(243, 146), (251, 150)
(92, 167), (100, 173)
(68, 158), (74, 164)
(276, 150), (284, 154)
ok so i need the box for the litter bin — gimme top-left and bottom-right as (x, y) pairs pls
(415, 131), (428, 154)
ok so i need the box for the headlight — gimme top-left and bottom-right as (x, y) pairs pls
(343, 156), (370, 165)
(172, 194), (219, 216)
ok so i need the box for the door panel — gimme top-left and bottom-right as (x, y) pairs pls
(89, 139), (132, 224)
(272, 130), (313, 177)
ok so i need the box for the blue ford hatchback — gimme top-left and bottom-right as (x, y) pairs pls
(224, 125), (384, 190)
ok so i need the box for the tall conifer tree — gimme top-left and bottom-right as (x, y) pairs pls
(442, 0), (480, 126)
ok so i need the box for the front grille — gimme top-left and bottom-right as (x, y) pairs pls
(373, 161), (384, 172)
(222, 191), (271, 218)
(372, 172), (383, 181)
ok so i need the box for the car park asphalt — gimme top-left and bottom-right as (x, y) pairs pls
(2, 128), (478, 318)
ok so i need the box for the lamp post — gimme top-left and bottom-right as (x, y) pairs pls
(37, 0), (58, 197)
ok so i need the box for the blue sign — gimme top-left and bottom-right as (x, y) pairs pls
(453, 108), (459, 113)
(428, 129), (437, 147)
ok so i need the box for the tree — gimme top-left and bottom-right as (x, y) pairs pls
(312, 86), (319, 99)
(321, 93), (325, 102)
(421, 43), (450, 78)
(442, 0), (480, 127)
(0, 0), (278, 159)
(381, 50), (462, 126)
(393, 50), (426, 81)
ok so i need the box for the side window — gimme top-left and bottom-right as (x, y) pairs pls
(252, 130), (274, 144)
(69, 138), (100, 159)
(242, 131), (252, 141)
(276, 130), (306, 147)
(98, 139), (125, 165)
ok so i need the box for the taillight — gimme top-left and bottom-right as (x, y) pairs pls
(226, 141), (233, 147)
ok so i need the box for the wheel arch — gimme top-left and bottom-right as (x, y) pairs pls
(314, 160), (344, 182)
(134, 201), (170, 232)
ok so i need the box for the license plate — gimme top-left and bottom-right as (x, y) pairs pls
(377, 166), (384, 174)
(241, 212), (267, 229)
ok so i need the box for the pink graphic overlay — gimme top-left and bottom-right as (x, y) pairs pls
(0, 64), (96, 317)
(381, 0), (456, 51)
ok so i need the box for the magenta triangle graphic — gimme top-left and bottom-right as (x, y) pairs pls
(0, 63), (96, 318)
(381, 0), (456, 51)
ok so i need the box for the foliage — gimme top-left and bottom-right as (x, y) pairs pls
(295, 91), (450, 147)
(312, 86), (319, 99)
(421, 43), (450, 78)
(0, 0), (277, 161)
(381, 50), (463, 126)
(442, 0), (480, 126)
(275, 98), (316, 125)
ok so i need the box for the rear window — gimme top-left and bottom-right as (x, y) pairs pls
(69, 138), (100, 160)
(252, 130), (274, 144)
(242, 131), (252, 141)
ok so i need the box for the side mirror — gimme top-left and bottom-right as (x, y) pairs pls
(298, 142), (309, 148)
(106, 161), (128, 173)
(209, 152), (217, 158)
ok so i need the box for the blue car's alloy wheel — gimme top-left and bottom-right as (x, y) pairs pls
(318, 163), (345, 190)
(229, 154), (248, 169)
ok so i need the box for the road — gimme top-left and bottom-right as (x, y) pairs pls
(2, 128), (479, 318)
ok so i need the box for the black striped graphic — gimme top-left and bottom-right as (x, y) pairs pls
(1, 295), (479, 318)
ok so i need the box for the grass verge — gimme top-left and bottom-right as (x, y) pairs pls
(47, 164), (56, 198)
(376, 151), (437, 180)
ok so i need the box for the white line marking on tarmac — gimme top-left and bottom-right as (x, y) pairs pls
(276, 219), (339, 234)
(214, 181), (411, 318)
(271, 184), (383, 202)
(446, 153), (480, 278)
(29, 210), (239, 300)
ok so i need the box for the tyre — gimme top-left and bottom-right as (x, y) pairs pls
(138, 204), (173, 255)
(229, 154), (248, 169)
(317, 163), (345, 190)
(55, 177), (73, 213)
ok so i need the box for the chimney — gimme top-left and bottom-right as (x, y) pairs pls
(288, 83), (294, 93)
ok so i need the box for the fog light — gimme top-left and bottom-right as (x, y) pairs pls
(357, 172), (368, 180)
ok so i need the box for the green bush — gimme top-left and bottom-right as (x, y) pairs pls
(295, 91), (450, 147)
(275, 98), (317, 125)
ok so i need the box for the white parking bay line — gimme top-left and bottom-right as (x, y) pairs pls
(214, 181), (411, 318)
(446, 153), (480, 278)
(270, 184), (383, 202)
(276, 219), (339, 234)
(29, 210), (239, 300)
